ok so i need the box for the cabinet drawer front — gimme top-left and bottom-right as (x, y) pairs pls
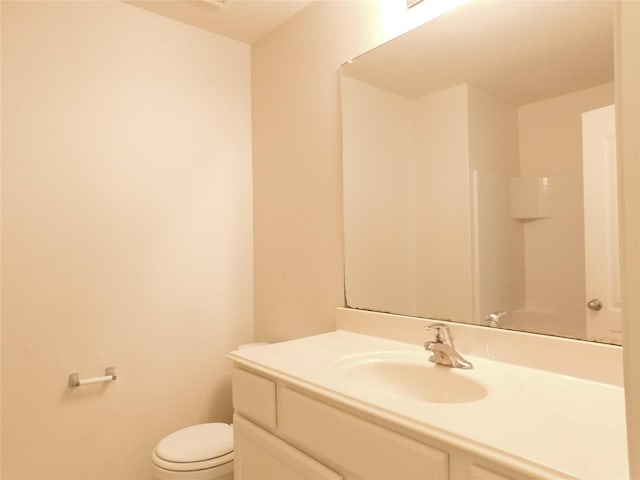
(234, 415), (343, 480)
(279, 387), (448, 480)
(232, 368), (277, 430)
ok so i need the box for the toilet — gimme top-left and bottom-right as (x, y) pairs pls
(151, 343), (268, 479)
(151, 423), (234, 480)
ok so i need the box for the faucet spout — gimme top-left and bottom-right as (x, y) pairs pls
(424, 341), (473, 369)
(424, 323), (473, 369)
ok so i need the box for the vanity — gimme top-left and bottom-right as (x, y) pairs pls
(228, 310), (628, 480)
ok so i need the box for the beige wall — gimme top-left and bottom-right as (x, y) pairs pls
(251, 0), (460, 342)
(617, 2), (640, 475)
(0, 2), (3, 472)
(252, 1), (377, 342)
(1, 2), (253, 479)
(0, 1), (3, 473)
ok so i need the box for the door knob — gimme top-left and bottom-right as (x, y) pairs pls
(587, 298), (603, 311)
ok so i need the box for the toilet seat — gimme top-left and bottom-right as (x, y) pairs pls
(152, 423), (233, 473)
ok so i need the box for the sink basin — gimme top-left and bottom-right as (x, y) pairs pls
(332, 351), (488, 404)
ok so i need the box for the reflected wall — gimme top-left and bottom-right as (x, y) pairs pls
(342, 73), (614, 341)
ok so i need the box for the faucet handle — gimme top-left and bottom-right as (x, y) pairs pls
(485, 311), (506, 328)
(424, 322), (453, 344)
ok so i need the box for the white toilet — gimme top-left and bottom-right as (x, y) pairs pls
(151, 343), (268, 479)
(151, 423), (234, 480)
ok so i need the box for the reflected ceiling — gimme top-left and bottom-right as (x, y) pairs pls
(343, 0), (614, 105)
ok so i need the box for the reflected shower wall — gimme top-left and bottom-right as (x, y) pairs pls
(473, 171), (585, 337)
(473, 84), (613, 338)
(342, 73), (614, 340)
(342, 76), (418, 315)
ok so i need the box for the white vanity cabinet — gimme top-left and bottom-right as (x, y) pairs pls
(231, 366), (536, 480)
(232, 368), (342, 480)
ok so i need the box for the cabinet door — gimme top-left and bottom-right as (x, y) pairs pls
(234, 414), (343, 480)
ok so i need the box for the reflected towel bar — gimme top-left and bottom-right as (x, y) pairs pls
(68, 367), (116, 387)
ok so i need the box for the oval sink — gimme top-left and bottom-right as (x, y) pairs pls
(333, 351), (488, 404)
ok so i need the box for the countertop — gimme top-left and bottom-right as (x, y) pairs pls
(228, 330), (628, 480)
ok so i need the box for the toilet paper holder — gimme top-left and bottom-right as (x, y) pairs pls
(68, 367), (116, 388)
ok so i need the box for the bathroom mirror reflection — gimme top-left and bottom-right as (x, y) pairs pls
(340, 0), (620, 344)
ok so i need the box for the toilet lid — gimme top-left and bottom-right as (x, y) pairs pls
(155, 423), (233, 463)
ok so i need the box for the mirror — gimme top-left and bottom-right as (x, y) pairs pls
(340, 0), (620, 344)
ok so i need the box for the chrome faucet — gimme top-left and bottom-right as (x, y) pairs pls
(424, 323), (473, 369)
(484, 311), (506, 328)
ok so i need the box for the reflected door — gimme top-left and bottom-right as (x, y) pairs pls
(582, 104), (622, 344)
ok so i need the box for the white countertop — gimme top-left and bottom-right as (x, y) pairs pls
(228, 330), (628, 480)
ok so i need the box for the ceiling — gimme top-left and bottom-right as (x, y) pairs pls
(125, 0), (313, 44)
